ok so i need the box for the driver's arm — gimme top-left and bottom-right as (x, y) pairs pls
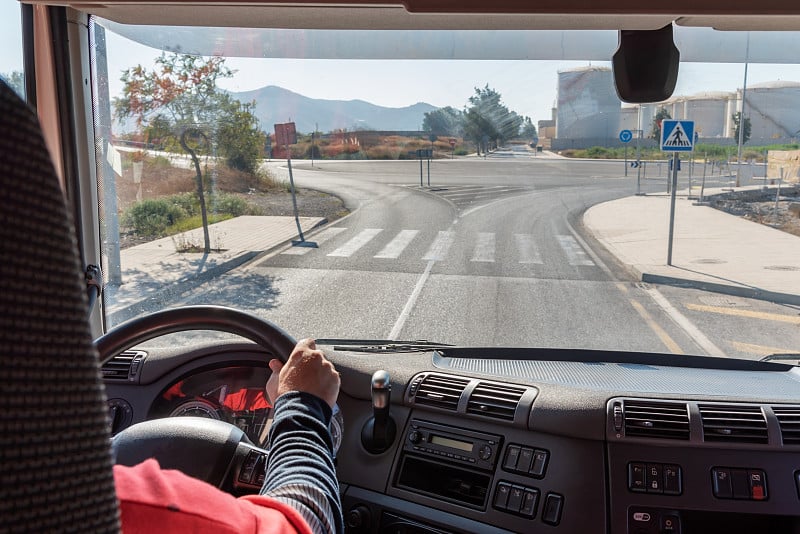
(248, 339), (344, 534)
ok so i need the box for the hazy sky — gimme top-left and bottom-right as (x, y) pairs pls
(4, 3), (800, 125)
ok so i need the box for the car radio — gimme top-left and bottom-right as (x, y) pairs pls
(403, 419), (502, 471)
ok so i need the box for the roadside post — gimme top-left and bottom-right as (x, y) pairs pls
(450, 137), (456, 159)
(661, 119), (695, 266)
(275, 122), (317, 248)
(620, 129), (632, 177)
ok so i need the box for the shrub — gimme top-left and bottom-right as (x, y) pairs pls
(123, 198), (187, 237)
(209, 193), (247, 217)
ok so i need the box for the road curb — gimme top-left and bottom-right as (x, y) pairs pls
(640, 272), (800, 307)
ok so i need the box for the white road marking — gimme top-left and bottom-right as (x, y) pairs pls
(388, 260), (434, 340)
(643, 285), (727, 357)
(556, 235), (595, 266)
(327, 228), (382, 257)
(471, 232), (496, 262)
(374, 229), (419, 259)
(422, 231), (455, 261)
(281, 227), (347, 255)
(514, 234), (543, 264)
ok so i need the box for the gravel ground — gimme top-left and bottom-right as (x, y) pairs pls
(238, 187), (349, 221)
(709, 185), (800, 237)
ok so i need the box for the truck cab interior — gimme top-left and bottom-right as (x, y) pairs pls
(2, 1), (800, 533)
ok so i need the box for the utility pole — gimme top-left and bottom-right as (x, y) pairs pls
(736, 32), (750, 188)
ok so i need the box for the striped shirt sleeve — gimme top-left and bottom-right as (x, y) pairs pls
(261, 391), (344, 534)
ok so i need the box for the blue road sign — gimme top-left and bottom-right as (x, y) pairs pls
(661, 120), (695, 152)
(619, 129), (633, 143)
(630, 161), (640, 168)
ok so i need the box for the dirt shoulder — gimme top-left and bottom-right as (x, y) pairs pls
(708, 185), (800, 238)
(237, 187), (349, 222)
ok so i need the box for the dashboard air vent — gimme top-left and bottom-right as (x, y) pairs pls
(772, 406), (800, 445)
(413, 374), (469, 411)
(101, 350), (145, 381)
(623, 400), (689, 440)
(466, 382), (525, 421)
(699, 404), (768, 444)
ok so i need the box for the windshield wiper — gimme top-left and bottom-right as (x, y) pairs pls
(760, 353), (800, 365)
(314, 339), (454, 353)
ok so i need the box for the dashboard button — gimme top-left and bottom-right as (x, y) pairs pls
(503, 445), (519, 471)
(530, 449), (549, 478)
(646, 464), (663, 494)
(517, 448), (534, 473)
(507, 486), (525, 513)
(748, 470), (767, 501)
(520, 489), (539, 518)
(542, 493), (564, 526)
(660, 513), (681, 533)
(712, 468), (733, 498)
(494, 482), (511, 510)
(479, 445), (493, 461)
(731, 469), (751, 500)
(663, 464), (682, 495)
(629, 463), (646, 492)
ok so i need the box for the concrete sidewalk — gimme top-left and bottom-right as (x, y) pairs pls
(105, 215), (325, 325)
(584, 191), (800, 305)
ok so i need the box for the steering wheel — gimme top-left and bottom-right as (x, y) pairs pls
(96, 306), (297, 490)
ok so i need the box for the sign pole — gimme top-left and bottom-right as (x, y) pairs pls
(276, 121), (317, 248)
(427, 155), (431, 186)
(624, 145), (628, 177)
(419, 156), (423, 187)
(286, 142), (306, 243)
(667, 152), (679, 266)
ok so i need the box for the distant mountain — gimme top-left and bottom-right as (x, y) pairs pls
(231, 85), (437, 134)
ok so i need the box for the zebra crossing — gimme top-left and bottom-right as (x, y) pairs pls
(280, 226), (597, 267)
(409, 185), (533, 209)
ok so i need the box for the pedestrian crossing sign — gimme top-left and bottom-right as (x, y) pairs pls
(660, 120), (694, 152)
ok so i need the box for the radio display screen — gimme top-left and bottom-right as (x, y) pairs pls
(430, 434), (474, 452)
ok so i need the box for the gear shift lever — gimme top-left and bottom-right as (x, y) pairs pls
(361, 370), (396, 454)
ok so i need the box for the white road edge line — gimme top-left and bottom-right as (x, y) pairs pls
(643, 286), (727, 358)
(567, 219), (725, 357)
(389, 260), (434, 340)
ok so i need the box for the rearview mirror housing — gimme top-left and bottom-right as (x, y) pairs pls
(612, 24), (680, 103)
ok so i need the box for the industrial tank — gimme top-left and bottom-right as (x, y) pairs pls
(556, 66), (621, 139)
(739, 81), (800, 141)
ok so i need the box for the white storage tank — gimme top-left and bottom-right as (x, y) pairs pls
(738, 81), (800, 141)
(682, 92), (733, 138)
(556, 66), (621, 139)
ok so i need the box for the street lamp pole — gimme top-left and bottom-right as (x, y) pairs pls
(736, 32), (750, 187)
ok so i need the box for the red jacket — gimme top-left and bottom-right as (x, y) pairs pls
(114, 459), (312, 534)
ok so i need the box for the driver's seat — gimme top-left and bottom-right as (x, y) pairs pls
(0, 81), (120, 531)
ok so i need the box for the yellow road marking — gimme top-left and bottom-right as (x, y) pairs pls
(686, 303), (800, 325)
(731, 341), (799, 357)
(629, 299), (684, 354)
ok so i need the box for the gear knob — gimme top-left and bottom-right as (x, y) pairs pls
(362, 370), (396, 454)
(371, 370), (391, 410)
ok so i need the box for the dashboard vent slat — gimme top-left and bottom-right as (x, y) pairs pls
(466, 382), (525, 421)
(623, 400), (689, 440)
(699, 404), (768, 444)
(101, 350), (145, 381)
(413, 374), (469, 411)
(773, 406), (800, 445)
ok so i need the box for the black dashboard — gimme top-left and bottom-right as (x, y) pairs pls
(103, 341), (800, 534)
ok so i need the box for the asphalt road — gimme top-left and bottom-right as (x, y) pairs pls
(167, 147), (799, 359)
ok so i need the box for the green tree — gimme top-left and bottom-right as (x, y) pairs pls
(732, 112), (752, 145)
(115, 53), (262, 253)
(521, 116), (538, 141)
(1, 71), (24, 99)
(217, 97), (266, 174)
(649, 107), (672, 140)
(422, 106), (463, 136)
(463, 85), (523, 153)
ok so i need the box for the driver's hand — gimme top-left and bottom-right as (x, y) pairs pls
(267, 338), (340, 409)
